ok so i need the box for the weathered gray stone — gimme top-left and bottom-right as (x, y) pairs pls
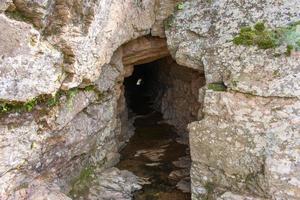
(166, 0), (300, 86)
(87, 168), (142, 200)
(166, 1), (300, 199)
(47, 0), (157, 89)
(151, 0), (181, 37)
(217, 192), (265, 200)
(0, 14), (63, 102)
(189, 91), (300, 199)
(221, 46), (300, 98)
(1, 0), (300, 199)
(155, 57), (205, 141)
(11, 0), (52, 28)
(0, 0), (12, 12)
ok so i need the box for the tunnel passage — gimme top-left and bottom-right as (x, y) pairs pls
(117, 55), (205, 199)
(123, 61), (161, 115)
(123, 56), (205, 142)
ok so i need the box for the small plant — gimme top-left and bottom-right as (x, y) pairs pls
(66, 88), (78, 108)
(69, 166), (96, 198)
(204, 182), (215, 194)
(83, 85), (96, 92)
(25, 98), (41, 111)
(233, 22), (277, 49)
(164, 14), (174, 29)
(0, 85), (103, 115)
(272, 70), (280, 78)
(0, 98), (39, 114)
(176, 2), (184, 10)
(207, 83), (227, 92)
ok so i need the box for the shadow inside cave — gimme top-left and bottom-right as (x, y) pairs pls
(116, 59), (193, 200)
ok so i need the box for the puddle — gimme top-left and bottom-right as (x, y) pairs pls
(116, 94), (191, 200)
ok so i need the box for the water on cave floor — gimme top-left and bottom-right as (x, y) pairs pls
(116, 94), (191, 200)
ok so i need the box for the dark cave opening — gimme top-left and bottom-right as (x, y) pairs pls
(123, 61), (160, 115)
(117, 56), (204, 199)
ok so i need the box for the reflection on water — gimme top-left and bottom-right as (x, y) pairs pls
(117, 94), (191, 200)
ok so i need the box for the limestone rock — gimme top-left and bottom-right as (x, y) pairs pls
(122, 36), (169, 67)
(0, 14), (63, 102)
(165, 1), (208, 72)
(151, 0), (181, 37)
(156, 57), (205, 139)
(0, 119), (40, 176)
(0, 172), (72, 200)
(176, 177), (191, 193)
(95, 49), (123, 93)
(221, 45), (300, 98)
(0, 92), (121, 198)
(166, 0), (300, 87)
(189, 91), (300, 199)
(47, 0), (157, 89)
(217, 192), (265, 200)
(11, 0), (52, 28)
(87, 168), (142, 200)
(0, 0), (12, 12)
(166, 1), (300, 199)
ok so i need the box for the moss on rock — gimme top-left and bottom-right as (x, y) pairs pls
(69, 166), (96, 199)
(0, 85), (103, 115)
(233, 21), (300, 55)
(207, 83), (227, 92)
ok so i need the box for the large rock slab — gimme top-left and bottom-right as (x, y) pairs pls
(0, 14), (63, 102)
(221, 46), (300, 98)
(86, 168), (142, 200)
(151, 0), (181, 37)
(122, 36), (169, 67)
(46, 0), (157, 89)
(0, 93), (121, 199)
(166, 0), (300, 98)
(189, 90), (300, 199)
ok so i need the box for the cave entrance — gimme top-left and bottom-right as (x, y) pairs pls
(123, 61), (159, 115)
(117, 55), (204, 200)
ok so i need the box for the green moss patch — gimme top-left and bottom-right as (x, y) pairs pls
(233, 21), (300, 55)
(0, 85), (103, 115)
(176, 2), (184, 10)
(0, 95), (51, 114)
(207, 83), (227, 92)
(164, 14), (174, 29)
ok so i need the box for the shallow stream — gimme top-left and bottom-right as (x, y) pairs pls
(117, 93), (191, 200)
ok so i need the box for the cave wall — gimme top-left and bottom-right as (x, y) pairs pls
(153, 57), (205, 143)
(166, 1), (300, 199)
(0, 0), (179, 198)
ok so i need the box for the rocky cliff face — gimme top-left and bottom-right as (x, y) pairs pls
(165, 0), (300, 199)
(0, 0), (299, 199)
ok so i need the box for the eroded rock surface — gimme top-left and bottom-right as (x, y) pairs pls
(166, 0), (300, 199)
(0, 14), (63, 102)
(1, 0), (300, 199)
(87, 168), (142, 200)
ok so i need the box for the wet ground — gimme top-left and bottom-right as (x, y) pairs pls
(116, 93), (191, 200)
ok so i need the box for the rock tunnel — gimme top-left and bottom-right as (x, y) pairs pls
(114, 37), (206, 199)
